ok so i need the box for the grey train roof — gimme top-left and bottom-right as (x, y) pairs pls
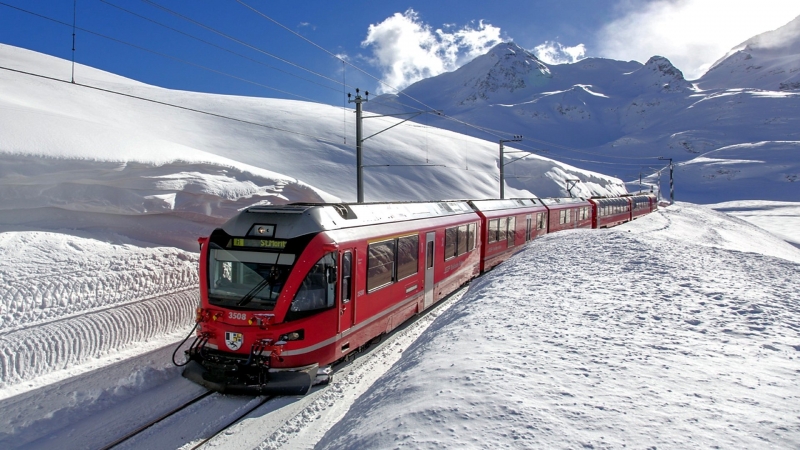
(219, 201), (476, 240)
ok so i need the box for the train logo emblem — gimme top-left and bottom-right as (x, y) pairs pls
(224, 331), (243, 351)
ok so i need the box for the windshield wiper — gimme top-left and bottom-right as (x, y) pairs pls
(237, 277), (271, 307)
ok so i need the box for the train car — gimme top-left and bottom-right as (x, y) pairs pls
(630, 193), (658, 219)
(468, 198), (548, 272)
(182, 201), (482, 395)
(540, 197), (593, 233)
(588, 197), (632, 229)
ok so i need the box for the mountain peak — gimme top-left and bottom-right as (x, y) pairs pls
(457, 41), (551, 104)
(640, 56), (691, 92)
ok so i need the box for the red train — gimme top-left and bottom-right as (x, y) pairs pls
(180, 194), (657, 395)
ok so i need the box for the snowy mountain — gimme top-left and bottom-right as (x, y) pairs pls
(368, 32), (800, 203)
(698, 15), (800, 91)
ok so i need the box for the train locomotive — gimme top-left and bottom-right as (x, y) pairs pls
(180, 194), (657, 395)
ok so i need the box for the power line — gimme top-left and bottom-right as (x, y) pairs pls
(99, 0), (343, 95)
(139, 0), (350, 90)
(0, 64), (342, 145)
(0, 1), (319, 102)
(232, 0), (517, 143)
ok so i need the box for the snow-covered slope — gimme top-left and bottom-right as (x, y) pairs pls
(318, 203), (800, 449)
(368, 35), (800, 202)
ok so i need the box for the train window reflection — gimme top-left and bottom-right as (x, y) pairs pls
(207, 247), (295, 311)
(290, 252), (337, 314)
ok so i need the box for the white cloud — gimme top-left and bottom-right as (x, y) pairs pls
(362, 9), (503, 93)
(533, 41), (587, 65)
(597, 0), (800, 79)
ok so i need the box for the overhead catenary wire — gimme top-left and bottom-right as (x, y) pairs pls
(99, 0), (344, 95)
(139, 0), (351, 90)
(4, 1), (665, 179)
(0, 1), (320, 103)
(0, 64), (342, 145)
(233, 4), (665, 165)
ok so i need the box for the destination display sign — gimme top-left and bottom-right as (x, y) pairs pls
(232, 238), (287, 249)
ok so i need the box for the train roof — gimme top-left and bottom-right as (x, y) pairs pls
(468, 198), (545, 212)
(219, 201), (477, 239)
(539, 197), (589, 206)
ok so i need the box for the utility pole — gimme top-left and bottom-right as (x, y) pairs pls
(658, 157), (674, 204)
(71, 0), (77, 83)
(499, 135), (523, 199)
(348, 88), (368, 203)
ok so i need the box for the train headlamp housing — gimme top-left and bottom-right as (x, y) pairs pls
(279, 329), (304, 342)
(247, 224), (276, 237)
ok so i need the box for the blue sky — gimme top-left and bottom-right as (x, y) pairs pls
(1, 0), (799, 105)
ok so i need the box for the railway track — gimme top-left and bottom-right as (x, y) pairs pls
(187, 395), (276, 450)
(99, 390), (214, 450)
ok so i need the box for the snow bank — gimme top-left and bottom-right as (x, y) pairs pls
(318, 204), (800, 448)
(0, 232), (200, 388)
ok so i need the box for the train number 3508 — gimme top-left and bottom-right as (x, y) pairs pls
(228, 311), (247, 321)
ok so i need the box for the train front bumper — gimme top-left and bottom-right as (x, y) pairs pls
(182, 354), (318, 396)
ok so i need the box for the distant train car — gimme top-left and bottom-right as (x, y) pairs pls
(468, 198), (548, 272)
(588, 197), (632, 228)
(540, 197), (593, 232)
(630, 194), (658, 219)
(183, 201), (481, 395)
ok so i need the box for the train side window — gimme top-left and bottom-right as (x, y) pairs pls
(397, 235), (419, 280)
(566, 209), (572, 223)
(289, 252), (337, 316)
(498, 217), (507, 242)
(559, 210), (566, 224)
(367, 240), (395, 291)
(467, 223), (476, 250)
(537, 212), (545, 230)
(507, 217), (515, 247)
(457, 225), (468, 256)
(488, 219), (499, 243)
(341, 251), (352, 304)
(426, 240), (434, 269)
(444, 227), (457, 260)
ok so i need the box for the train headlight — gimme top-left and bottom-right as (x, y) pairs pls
(279, 330), (304, 341)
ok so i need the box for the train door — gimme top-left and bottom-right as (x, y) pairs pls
(338, 250), (355, 333)
(525, 214), (532, 242)
(424, 231), (435, 309)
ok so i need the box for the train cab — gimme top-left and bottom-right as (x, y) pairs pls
(183, 201), (481, 395)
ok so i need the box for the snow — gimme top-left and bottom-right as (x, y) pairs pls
(0, 17), (799, 449)
(317, 203), (800, 449)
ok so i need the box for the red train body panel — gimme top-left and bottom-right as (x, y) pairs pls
(182, 195), (658, 395)
(589, 197), (632, 228)
(468, 199), (548, 272)
(630, 194), (658, 219)
(540, 197), (593, 232)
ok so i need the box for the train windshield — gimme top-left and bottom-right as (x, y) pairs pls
(207, 246), (296, 310)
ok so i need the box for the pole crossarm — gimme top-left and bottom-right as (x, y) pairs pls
(362, 112), (423, 141)
(504, 152), (537, 167)
(363, 110), (441, 119)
